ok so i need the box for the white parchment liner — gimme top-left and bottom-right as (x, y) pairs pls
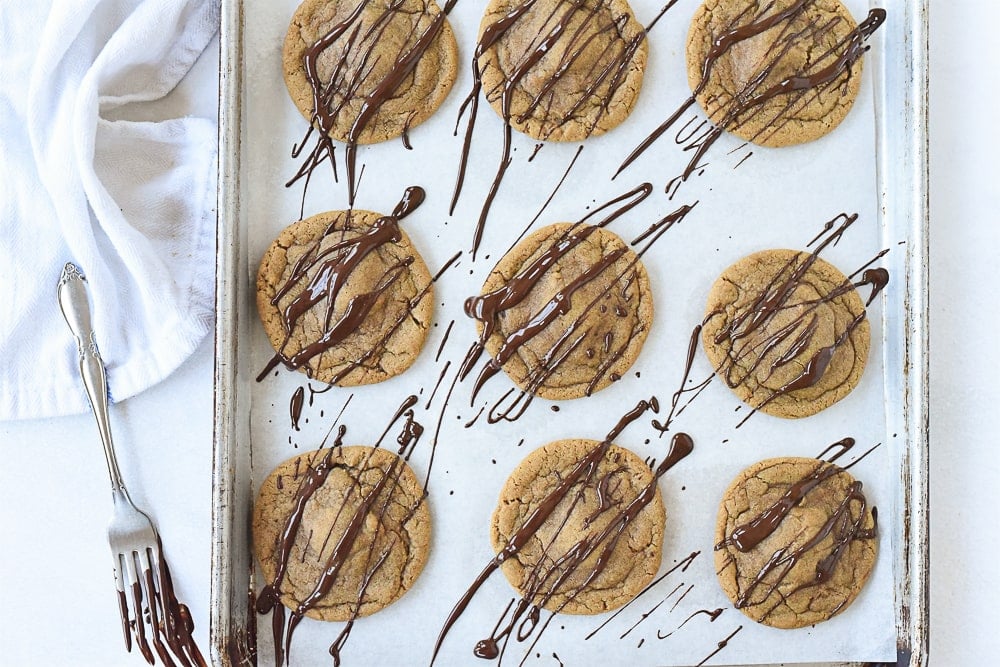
(243, 0), (897, 663)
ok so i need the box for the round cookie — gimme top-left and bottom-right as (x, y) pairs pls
(473, 222), (653, 400)
(283, 0), (459, 145)
(478, 0), (648, 141)
(253, 446), (431, 621)
(714, 457), (877, 628)
(701, 249), (870, 418)
(686, 0), (865, 147)
(257, 208), (433, 386)
(491, 439), (665, 614)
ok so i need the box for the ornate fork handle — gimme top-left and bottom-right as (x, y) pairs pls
(57, 263), (128, 494)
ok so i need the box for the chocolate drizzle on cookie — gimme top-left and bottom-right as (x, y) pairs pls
(715, 458), (877, 624)
(460, 183), (652, 402)
(704, 213), (889, 425)
(257, 187), (458, 384)
(256, 396), (428, 667)
(648, 214), (888, 431)
(288, 0), (458, 205)
(431, 400), (692, 664)
(452, 0), (660, 258)
(616, 2), (886, 193)
(459, 184), (696, 421)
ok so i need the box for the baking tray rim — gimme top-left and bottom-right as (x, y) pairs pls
(208, 1), (932, 664)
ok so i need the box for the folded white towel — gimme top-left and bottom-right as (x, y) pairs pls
(0, 0), (220, 420)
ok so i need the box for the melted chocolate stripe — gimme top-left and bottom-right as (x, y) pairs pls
(714, 458), (877, 619)
(294, 456), (406, 614)
(504, 145), (586, 257)
(651, 325), (712, 434)
(258, 188), (443, 384)
(257, 430), (348, 615)
(479, 453), (604, 659)
(471, 0), (588, 259)
(329, 251), (461, 387)
(258, 399), (429, 667)
(487, 433), (694, 661)
(817, 437), (856, 463)
(450, 0), (539, 215)
(656, 607), (724, 640)
(454, 0), (660, 256)
(740, 482), (871, 612)
(285, 261), (410, 371)
(512, 3), (607, 122)
(620, 582), (685, 639)
(435, 407), (691, 663)
(345, 10), (452, 203)
(475, 201), (693, 418)
(616, 2), (886, 183)
(696, 625), (742, 667)
(719, 461), (842, 552)
(617, 0), (804, 177)
(290, 1), (457, 203)
(461, 184), (651, 383)
(431, 401), (659, 664)
(313, 449), (420, 660)
(700, 215), (889, 424)
(584, 549), (701, 640)
(469, 246), (629, 402)
(691, 9), (880, 181)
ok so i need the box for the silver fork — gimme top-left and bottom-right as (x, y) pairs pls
(57, 263), (206, 667)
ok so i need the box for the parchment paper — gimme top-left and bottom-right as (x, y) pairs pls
(243, 0), (898, 664)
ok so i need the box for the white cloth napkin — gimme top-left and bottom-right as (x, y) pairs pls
(0, 0), (220, 421)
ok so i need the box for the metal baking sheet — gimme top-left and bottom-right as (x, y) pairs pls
(210, 0), (929, 664)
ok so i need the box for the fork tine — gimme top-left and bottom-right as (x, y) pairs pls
(139, 548), (178, 667)
(125, 550), (156, 665)
(113, 552), (133, 654)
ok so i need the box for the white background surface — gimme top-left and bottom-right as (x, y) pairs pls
(1, 0), (997, 665)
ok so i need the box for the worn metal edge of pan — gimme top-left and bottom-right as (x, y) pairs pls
(877, 0), (931, 665)
(211, 0), (255, 665)
(207, 0), (931, 665)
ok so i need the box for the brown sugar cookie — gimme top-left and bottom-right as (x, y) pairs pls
(714, 456), (877, 628)
(256, 193), (433, 386)
(686, 0), (879, 147)
(283, 0), (459, 145)
(468, 222), (653, 401)
(253, 446), (431, 621)
(477, 0), (648, 142)
(490, 438), (665, 614)
(701, 249), (870, 418)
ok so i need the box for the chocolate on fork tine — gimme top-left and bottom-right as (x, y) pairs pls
(57, 263), (206, 667)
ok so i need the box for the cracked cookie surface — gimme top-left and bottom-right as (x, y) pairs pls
(257, 208), (433, 386)
(686, 0), (864, 147)
(283, 0), (459, 145)
(253, 446), (431, 621)
(490, 438), (665, 614)
(478, 0), (648, 141)
(701, 249), (869, 418)
(714, 456), (877, 628)
(477, 222), (653, 400)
